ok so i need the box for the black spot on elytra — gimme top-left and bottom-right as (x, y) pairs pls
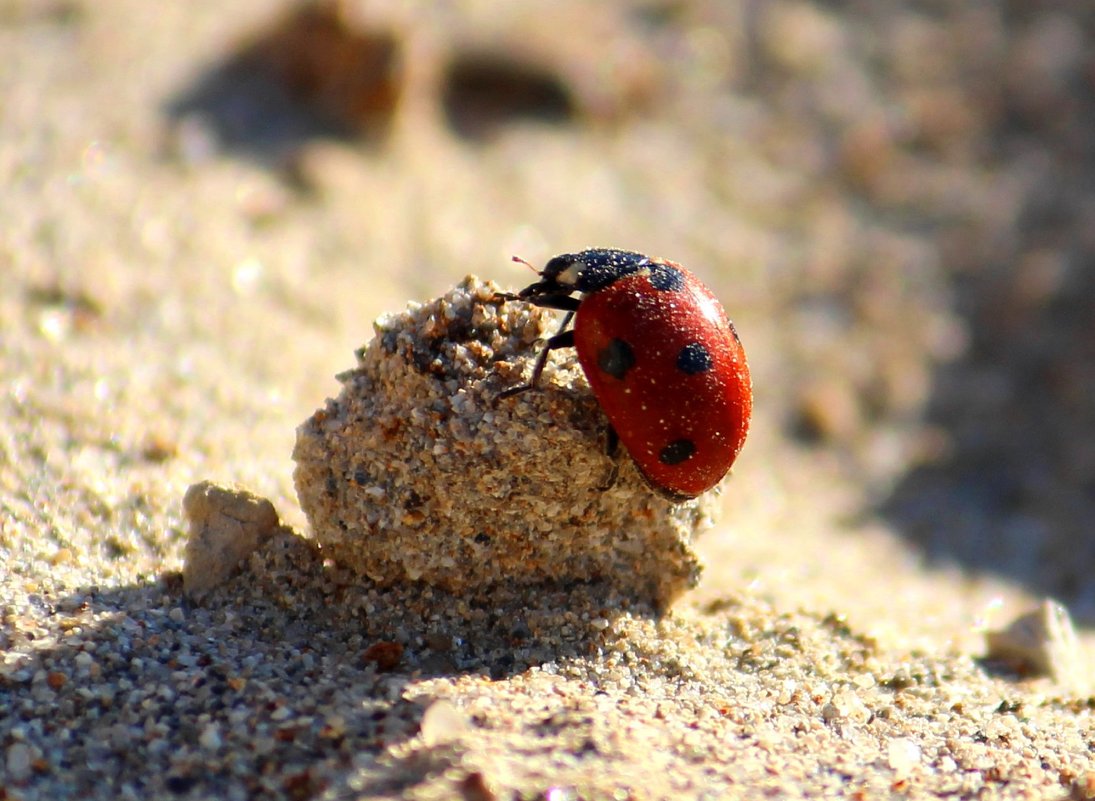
(659, 438), (695, 465)
(648, 263), (685, 292)
(597, 338), (636, 380)
(677, 342), (713, 374)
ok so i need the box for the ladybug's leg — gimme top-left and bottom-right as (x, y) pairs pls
(597, 425), (622, 492)
(525, 295), (581, 313)
(496, 311), (575, 401)
(493, 292), (580, 313)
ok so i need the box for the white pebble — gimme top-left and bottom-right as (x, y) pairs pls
(985, 598), (1088, 693)
(6, 742), (33, 781)
(198, 723), (222, 751)
(887, 737), (921, 775)
(419, 699), (468, 747)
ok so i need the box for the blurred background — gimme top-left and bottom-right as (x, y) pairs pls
(2, 0), (1093, 637)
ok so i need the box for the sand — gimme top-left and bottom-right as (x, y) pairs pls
(2, 1), (1094, 798)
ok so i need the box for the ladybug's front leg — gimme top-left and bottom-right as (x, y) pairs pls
(496, 313), (575, 402)
(493, 292), (580, 313)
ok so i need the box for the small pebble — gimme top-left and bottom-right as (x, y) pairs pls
(198, 723), (222, 751)
(182, 481), (282, 600)
(362, 641), (404, 672)
(6, 742), (33, 782)
(984, 599), (1088, 692)
(887, 737), (921, 775)
(419, 699), (469, 747)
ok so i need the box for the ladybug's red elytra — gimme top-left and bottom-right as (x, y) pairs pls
(497, 248), (752, 502)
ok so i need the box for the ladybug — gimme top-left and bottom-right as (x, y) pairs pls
(497, 248), (752, 501)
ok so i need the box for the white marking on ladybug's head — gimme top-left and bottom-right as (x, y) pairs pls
(556, 260), (584, 286)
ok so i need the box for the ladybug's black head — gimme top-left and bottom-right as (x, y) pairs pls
(522, 249), (649, 299)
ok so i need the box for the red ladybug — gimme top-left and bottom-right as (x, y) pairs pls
(498, 248), (752, 501)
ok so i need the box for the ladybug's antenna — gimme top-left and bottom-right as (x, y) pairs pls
(511, 255), (537, 273)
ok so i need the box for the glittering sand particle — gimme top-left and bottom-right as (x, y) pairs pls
(292, 276), (721, 608)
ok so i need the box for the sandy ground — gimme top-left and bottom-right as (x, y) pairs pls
(2, 1), (1094, 798)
